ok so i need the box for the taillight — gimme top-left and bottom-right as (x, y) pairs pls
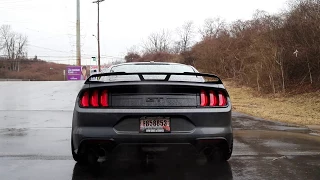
(80, 89), (109, 108)
(90, 90), (99, 107)
(200, 90), (228, 107)
(200, 90), (208, 106)
(209, 90), (218, 106)
(218, 91), (227, 106)
(80, 91), (89, 107)
(100, 90), (108, 107)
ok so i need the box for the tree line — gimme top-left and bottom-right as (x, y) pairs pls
(125, 0), (320, 94)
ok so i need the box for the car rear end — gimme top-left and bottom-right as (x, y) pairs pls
(71, 64), (233, 163)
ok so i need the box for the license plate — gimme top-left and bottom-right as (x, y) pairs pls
(139, 117), (171, 133)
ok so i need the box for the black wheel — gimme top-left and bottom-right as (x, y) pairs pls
(71, 138), (78, 161)
(225, 139), (233, 161)
(206, 148), (224, 162)
(206, 139), (233, 162)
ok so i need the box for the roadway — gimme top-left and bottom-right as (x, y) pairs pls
(0, 81), (319, 180)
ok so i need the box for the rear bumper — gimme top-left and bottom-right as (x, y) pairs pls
(72, 107), (232, 154)
(73, 127), (232, 150)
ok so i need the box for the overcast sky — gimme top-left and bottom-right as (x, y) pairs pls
(0, 0), (288, 65)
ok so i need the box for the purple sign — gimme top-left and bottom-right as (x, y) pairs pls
(67, 66), (82, 81)
(66, 66), (89, 81)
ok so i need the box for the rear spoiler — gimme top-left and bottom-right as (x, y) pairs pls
(84, 72), (223, 84)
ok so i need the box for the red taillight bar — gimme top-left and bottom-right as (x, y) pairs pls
(218, 91), (227, 106)
(209, 90), (218, 106)
(200, 90), (228, 107)
(80, 91), (89, 107)
(100, 90), (109, 107)
(200, 90), (208, 107)
(90, 90), (99, 107)
(80, 89), (109, 108)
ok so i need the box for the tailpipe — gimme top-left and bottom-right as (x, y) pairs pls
(202, 147), (214, 156)
(87, 148), (99, 164)
(87, 147), (108, 164)
(97, 147), (108, 163)
(98, 148), (107, 157)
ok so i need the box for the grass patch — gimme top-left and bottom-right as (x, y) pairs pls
(224, 81), (320, 126)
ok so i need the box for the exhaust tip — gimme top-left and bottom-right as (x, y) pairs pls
(87, 148), (98, 164)
(203, 147), (213, 156)
(98, 148), (107, 157)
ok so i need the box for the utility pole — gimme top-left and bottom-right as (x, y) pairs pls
(76, 0), (81, 66)
(93, 0), (104, 72)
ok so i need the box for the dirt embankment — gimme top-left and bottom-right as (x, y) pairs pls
(224, 80), (320, 126)
(0, 60), (67, 81)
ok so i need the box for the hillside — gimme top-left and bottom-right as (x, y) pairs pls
(0, 59), (67, 81)
(224, 80), (320, 126)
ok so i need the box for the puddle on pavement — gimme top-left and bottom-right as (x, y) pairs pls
(266, 125), (310, 132)
(234, 130), (320, 144)
(231, 112), (310, 133)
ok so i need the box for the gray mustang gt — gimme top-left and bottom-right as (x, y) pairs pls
(71, 62), (233, 164)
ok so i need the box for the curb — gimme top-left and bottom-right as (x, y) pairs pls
(306, 125), (320, 133)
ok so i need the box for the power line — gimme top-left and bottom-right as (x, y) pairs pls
(1, 54), (123, 60)
(0, 0), (34, 2)
(0, 0), (35, 5)
(16, 55), (122, 58)
(0, 20), (32, 24)
(5, 42), (124, 59)
(0, 4), (39, 10)
(28, 45), (71, 54)
(25, 27), (86, 37)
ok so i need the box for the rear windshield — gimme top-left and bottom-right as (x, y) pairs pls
(97, 64), (204, 82)
(110, 64), (195, 73)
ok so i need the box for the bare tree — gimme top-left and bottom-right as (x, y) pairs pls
(127, 45), (140, 54)
(126, 0), (320, 93)
(176, 21), (195, 53)
(199, 18), (226, 39)
(0, 25), (28, 71)
(143, 30), (171, 53)
(125, 52), (141, 62)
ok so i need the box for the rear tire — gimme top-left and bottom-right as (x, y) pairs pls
(225, 139), (233, 161)
(206, 148), (226, 162)
(206, 139), (233, 162)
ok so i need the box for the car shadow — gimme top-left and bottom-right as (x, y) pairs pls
(71, 155), (233, 180)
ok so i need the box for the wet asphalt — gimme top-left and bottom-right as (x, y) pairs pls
(0, 81), (319, 180)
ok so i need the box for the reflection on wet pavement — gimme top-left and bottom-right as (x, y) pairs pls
(232, 112), (311, 133)
(72, 159), (233, 180)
